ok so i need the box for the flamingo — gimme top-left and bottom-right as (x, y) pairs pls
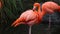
(11, 2), (54, 34)
(41, 1), (60, 33)
(11, 3), (42, 34)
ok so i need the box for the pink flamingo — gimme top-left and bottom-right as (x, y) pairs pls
(11, 3), (54, 34)
(11, 3), (41, 34)
(41, 1), (60, 14)
(41, 1), (60, 33)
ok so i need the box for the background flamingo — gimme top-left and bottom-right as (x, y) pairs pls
(41, 1), (60, 34)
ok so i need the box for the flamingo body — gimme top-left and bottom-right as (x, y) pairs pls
(11, 10), (41, 27)
(42, 1), (60, 14)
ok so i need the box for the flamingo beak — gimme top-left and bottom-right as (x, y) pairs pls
(33, 6), (36, 10)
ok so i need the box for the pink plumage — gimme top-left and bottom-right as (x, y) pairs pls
(42, 1), (60, 14)
(11, 10), (40, 27)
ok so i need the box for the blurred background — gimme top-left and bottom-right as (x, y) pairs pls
(0, 0), (60, 34)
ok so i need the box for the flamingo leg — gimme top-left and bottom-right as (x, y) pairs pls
(48, 15), (51, 34)
(48, 15), (51, 30)
(29, 26), (32, 34)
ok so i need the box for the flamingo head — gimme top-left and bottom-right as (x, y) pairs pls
(33, 3), (40, 10)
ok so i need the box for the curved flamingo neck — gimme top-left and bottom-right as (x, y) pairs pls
(37, 4), (46, 20)
(36, 4), (43, 20)
(35, 4), (41, 16)
(41, 10), (46, 18)
(38, 5), (41, 14)
(33, 3), (47, 20)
